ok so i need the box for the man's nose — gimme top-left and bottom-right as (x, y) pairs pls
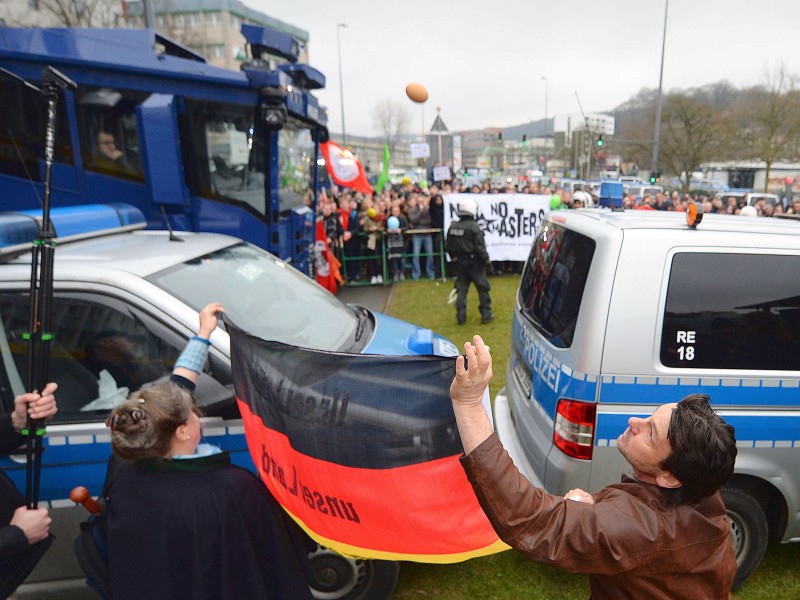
(628, 416), (644, 433)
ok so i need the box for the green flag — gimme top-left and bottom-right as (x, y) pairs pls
(375, 142), (391, 194)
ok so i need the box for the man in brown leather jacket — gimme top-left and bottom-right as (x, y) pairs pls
(450, 335), (738, 600)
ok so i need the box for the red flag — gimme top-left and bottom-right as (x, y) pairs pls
(228, 323), (508, 563)
(314, 220), (340, 293)
(321, 141), (373, 195)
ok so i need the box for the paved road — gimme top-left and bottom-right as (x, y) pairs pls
(336, 283), (395, 314)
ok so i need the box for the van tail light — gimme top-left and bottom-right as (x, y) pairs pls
(553, 398), (596, 460)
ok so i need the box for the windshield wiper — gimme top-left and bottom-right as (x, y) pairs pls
(523, 308), (556, 339)
(354, 305), (370, 341)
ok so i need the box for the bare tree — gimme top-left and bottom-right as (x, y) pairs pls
(155, 9), (208, 52)
(730, 64), (800, 191)
(35, 0), (123, 27)
(612, 88), (658, 171)
(659, 93), (721, 191)
(371, 99), (410, 158)
(612, 82), (744, 176)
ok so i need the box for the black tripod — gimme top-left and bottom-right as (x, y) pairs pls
(21, 65), (76, 509)
(0, 64), (76, 599)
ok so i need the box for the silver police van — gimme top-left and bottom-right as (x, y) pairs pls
(495, 208), (800, 590)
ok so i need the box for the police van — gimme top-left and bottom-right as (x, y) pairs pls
(494, 208), (800, 590)
(0, 204), (457, 599)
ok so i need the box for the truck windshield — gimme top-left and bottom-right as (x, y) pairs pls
(278, 119), (315, 213)
(148, 243), (359, 351)
(183, 99), (268, 215)
(518, 222), (595, 348)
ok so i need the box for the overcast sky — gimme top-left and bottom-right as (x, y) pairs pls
(252, 0), (800, 138)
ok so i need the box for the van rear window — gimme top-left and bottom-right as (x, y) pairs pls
(661, 253), (800, 370)
(518, 222), (595, 348)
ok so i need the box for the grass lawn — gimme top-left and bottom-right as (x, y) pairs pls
(383, 275), (800, 599)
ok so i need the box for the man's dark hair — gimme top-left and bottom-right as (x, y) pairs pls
(660, 394), (737, 506)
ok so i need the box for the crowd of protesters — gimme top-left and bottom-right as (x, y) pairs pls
(623, 189), (800, 216)
(313, 176), (800, 286)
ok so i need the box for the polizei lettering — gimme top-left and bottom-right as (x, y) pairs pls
(518, 320), (561, 394)
(261, 444), (361, 524)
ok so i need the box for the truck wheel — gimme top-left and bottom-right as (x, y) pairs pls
(721, 485), (769, 590)
(308, 546), (399, 600)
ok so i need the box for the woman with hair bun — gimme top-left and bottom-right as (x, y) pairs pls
(104, 303), (313, 600)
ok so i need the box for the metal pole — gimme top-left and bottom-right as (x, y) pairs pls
(651, 0), (668, 174)
(142, 0), (156, 29)
(336, 23), (347, 146)
(541, 76), (548, 167)
(437, 109), (443, 166)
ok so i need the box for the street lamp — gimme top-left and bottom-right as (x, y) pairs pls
(336, 23), (348, 146)
(651, 1), (668, 177)
(541, 76), (548, 167)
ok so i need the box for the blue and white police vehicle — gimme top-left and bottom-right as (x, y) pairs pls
(495, 208), (800, 590)
(0, 204), (457, 599)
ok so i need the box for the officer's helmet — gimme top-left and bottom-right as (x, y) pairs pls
(458, 198), (478, 218)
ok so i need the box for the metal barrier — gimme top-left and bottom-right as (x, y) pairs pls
(339, 228), (447, 286)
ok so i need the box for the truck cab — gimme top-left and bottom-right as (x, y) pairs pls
(0, 24), (327, 274)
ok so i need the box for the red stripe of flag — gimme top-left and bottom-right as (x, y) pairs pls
(239, 400), (506, 561)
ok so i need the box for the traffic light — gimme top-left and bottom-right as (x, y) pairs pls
(497, 132), (503, 144)
(596, 136), (604, 147)
(521, 134), (527, 146)
(650, 172), (661, 183)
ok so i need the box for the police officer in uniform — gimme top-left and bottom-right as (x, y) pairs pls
(446, 198), (493, 325)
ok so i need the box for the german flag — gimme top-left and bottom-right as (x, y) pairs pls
(228, 322), (507, 563)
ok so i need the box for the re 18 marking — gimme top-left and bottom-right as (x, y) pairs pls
(677, 330), (695, 361)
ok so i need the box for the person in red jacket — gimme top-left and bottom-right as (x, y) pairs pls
(450, 335), (738, 600)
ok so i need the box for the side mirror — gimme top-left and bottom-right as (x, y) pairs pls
(312, 126), (329, 144)
(260, 87), (287, 130)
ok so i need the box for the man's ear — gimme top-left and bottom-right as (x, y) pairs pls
(656, 470), (682, 489)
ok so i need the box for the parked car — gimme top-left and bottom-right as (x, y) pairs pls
(745, 192), (782, 210)
(495, 208), (800, 590)
(555, 179), (586, 194)
(0, 204), (457, 599)
(714, 191), (748, 209)
(623, 184), (663, 201)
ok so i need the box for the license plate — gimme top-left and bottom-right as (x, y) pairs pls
(513, 354), (532, 400)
